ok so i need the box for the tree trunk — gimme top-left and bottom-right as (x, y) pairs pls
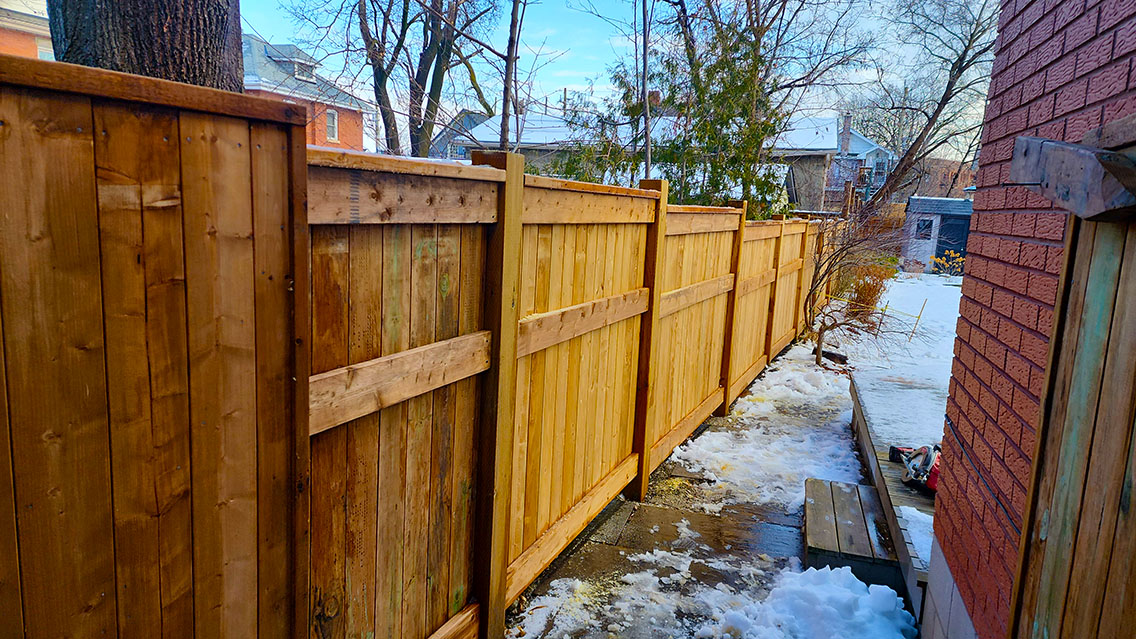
(499, 0), (522, 150)
(47, 0), (244, 92)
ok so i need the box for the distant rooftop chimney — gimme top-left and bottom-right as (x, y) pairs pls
(839, 113), (852, 156)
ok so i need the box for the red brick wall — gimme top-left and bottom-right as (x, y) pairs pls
(246, 89), (365, 151)
(0, 27), (41, 58)
(935, 0), (1136, 637)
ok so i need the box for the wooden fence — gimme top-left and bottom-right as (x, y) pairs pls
(0, 55), (307, 638)
(1, 54), (831, 639)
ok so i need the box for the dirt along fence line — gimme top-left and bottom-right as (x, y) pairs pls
(0, 54), (831, 639)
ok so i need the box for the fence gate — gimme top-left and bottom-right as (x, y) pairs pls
(1008, 121), (1136, 639)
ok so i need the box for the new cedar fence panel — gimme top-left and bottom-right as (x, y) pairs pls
(768, 221), (811, 357)
(503, 176), (657, 605)
(305, 149), (489, 639)
(644, 205), (742, 473)
(0, 55), (306, 638)
(725, 221), (781, 406)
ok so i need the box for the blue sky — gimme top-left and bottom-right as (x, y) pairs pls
(240, 0), (631, 102)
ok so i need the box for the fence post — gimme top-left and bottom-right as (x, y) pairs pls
(470, 150), (524, 638)
(792, 223), (811, 334)
(716, 200), (748, 416)
(626, 179), (668, 502)
(765, 222), (785, 358)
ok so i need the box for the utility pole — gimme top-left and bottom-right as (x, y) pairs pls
(642, 0), (652, 178)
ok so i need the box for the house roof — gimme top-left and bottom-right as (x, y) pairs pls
(771, 116), (891, 160)
(907, 196), (973, 217)
(456, 111), (892, 161)
(242, 33), (371, 113)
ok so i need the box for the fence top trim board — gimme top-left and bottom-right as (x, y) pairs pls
(524, 173), (661, 199)
(668, 204), (741, 214)
(0, 53), (307, 125)
(308, 146), (507, 183)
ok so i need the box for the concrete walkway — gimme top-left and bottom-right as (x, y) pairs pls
(506, 345), (867, 638)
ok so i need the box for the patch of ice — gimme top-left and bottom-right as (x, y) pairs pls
(898, 506), (934, 564)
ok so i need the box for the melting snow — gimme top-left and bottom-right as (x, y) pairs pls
(898, 506), (934, 565)
(672, 344), (862, 514)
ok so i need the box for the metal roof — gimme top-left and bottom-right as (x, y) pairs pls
(906, 196), (973, 217)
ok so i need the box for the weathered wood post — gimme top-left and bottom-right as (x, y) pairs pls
(470, 150), (524, 638)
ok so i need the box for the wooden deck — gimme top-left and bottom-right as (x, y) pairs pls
(849, 375), (937, 619)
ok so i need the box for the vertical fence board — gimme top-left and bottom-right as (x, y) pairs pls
(308, 225), (350, 637)
(0, 86), (117, 639)
(376, 225), (411, 638)
(250, 122), (296, 639)
(180, 112), (260, 639)
(346, 225), (382, 638)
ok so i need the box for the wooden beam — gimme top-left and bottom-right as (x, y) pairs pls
(668, 204), (739, 214)
(425, 604), (479, 639)
(717, 201), (748, 414)
(288, 123), (311, 639)
(1010, 135), (1136, 221)
(307, 165), (498, 224)
(0, 53), (305, 124)
(308, 330), (491, 435)
(505, 454), (639, 603)
(736, 270), (777, 298)
(521, 187), (655, 224)
(745, 223), (782, 241)
(626, 179), (668, 501)
(659, 273), (735, 318)
(517, 288), (649, 358)
(665, 213), (740, 236)
(523, 173), (660, 199)
(308, 146), (506, 182)
(471, 150), (524, 639)
(649, 388), (724, 471)
(765, 224), (786, 360)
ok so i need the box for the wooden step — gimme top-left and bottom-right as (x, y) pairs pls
(805, 479), (907, 599)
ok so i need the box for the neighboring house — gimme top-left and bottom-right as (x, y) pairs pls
(770, 115), (894, 211)
(899, 156), (977, 200)
(0, 0), (52, 60)
(901, 196), (973, 272)
(242, 33), (372, 151)
(430, 109), (492, 159)
(449, 109), (892, 211)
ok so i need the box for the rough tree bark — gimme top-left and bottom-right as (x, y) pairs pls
(46, 0), (244, 92)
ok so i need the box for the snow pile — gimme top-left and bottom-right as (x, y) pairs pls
(672, 345), (861, 513)
(898, 506), (934, 565)
(842, 273), (961, 448)
(692, 566), (917, 639)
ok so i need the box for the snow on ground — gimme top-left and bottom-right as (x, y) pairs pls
(511, 551), (916, 639)
(842, 273), (962, 448)
(898, 506), (934, 566)
(671, 344), (862, 515)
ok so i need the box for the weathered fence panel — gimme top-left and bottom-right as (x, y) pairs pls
(305, 149), (490, 639)
(0, 54), (307, 638)
(502, 174), (657, 604)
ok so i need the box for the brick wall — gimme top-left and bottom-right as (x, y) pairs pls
(246, 89), (366, 151)
(935, 0), (1136, 637)
(0, 27), (38, 58)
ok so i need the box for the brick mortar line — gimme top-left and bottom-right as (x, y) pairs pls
(945, 414), (1024, 537)
(962, 293), (1053, 351)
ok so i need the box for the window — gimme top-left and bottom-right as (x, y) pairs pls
(916, 219), (933, 240)
(35, 38), (53, 61)
(326, 109), (339, 142)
